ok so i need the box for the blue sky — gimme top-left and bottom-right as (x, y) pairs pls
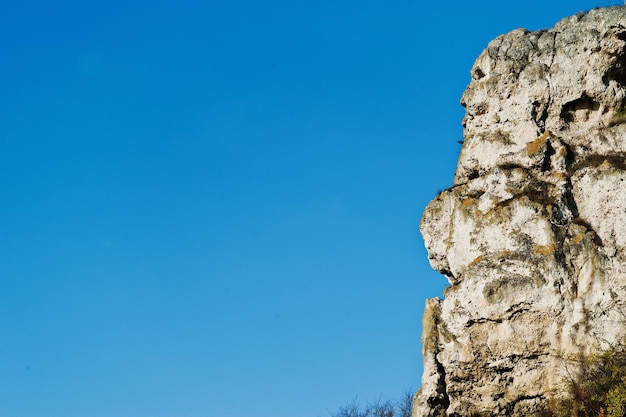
(0, 1), (620, 416)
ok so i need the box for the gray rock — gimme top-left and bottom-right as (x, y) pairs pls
(415, 6), (626, 417)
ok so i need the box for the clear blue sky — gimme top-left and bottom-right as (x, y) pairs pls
(0, 1), (619, 416)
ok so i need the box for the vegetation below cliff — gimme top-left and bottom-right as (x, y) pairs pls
(543, 348), (626, 417)
(329, 391), (413, 417)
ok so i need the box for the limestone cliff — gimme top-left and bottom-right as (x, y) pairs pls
(415, 7), (626, 417)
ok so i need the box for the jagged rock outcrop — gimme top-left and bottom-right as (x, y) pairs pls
(415, 7), (626, 417)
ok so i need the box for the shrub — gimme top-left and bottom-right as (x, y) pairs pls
(609, 107), (626, 126)
(544, 348), (626, 417)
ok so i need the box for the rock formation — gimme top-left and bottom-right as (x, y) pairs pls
(415, 7), (626, 417)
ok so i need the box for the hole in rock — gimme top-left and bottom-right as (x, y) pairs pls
(603, 56), (626, 86)
(468, 170), (480, 180)
(560, 95), (600, 123)
(473, 67), (485, 80)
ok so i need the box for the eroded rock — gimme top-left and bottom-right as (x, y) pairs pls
(415, 7), (626, 417)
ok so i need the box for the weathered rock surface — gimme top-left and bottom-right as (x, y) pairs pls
(415, 7), (626, 417)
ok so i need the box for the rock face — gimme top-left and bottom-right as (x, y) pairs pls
(415, 7), (626, 417)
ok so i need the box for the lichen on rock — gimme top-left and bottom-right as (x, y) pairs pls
(415, 6), (626, 417)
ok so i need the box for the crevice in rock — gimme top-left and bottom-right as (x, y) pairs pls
(571, 152), (626, 171)
(465, 305), (531, 328)
(495, 366), (514, 374)
(564, 143), (576, 170)
(531, 100), (549, 130)
(505, 302), (531, 320)
(541, 140), (555, 172)
(428, 353), (451, 415)
(522, 353), (542, 361)
(497, 162), (528, 171)
(466, 317), (503, 327)
(561, 178), (579, 218)
(548, 177), (578, 229)
(544, 175), (581, 280)
(504, 394), (545, 415)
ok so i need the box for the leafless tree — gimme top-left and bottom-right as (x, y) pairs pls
(329, 390), (414, 417)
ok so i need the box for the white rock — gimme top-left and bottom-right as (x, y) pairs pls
(415, 6), (626, 417)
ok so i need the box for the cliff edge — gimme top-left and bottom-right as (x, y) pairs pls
(415, 7), (626, 417)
